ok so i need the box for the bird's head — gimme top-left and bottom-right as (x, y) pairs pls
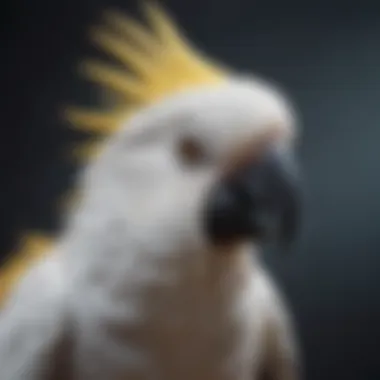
(81, 77), (299, 255)
(67, 3), (301, 256)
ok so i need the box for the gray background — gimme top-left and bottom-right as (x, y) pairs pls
(1, 0), (379, 379)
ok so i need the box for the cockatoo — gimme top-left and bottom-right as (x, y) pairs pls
(0, 3), (302, 380)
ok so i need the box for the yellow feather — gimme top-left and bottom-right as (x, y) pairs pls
(0, 234), (52, 306)
(70, 141), (103, 161)
(103, 10), (161, 54)
(89, 27), (155, 78)
(80, 60), (149, 101)
(64, 107), (123, 134)
(143, 2), (184, 48)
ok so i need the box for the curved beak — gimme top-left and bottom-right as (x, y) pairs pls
(204, 145), (301, 249)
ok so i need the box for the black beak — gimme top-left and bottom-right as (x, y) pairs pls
(204, 146), (301, 249)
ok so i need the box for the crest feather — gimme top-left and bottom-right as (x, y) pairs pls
(64, 107), (125, 134)
(66, 1), (227, 136)
(80, 60), (150, 102)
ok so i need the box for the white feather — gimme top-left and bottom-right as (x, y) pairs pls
(0, 77), (299, 380)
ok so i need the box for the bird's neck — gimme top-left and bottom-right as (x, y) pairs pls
(62, 204), (255, 301)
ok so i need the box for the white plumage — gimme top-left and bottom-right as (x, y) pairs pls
(0, 78), (300, 380)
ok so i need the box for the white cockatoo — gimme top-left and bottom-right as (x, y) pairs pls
(0, 3), (302, 380)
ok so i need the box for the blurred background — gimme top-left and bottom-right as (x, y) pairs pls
(1, 0), (380, 379)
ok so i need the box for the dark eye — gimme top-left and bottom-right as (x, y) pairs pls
(177, 137), (206, 166)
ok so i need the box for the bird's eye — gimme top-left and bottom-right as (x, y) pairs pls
(177, 136), (206, 166)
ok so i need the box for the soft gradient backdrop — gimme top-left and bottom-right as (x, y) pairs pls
(1, 0), (379, 379)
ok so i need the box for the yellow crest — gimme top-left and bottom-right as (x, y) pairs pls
(66, 2), (226, 144)
(0, 2), (227, 304)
